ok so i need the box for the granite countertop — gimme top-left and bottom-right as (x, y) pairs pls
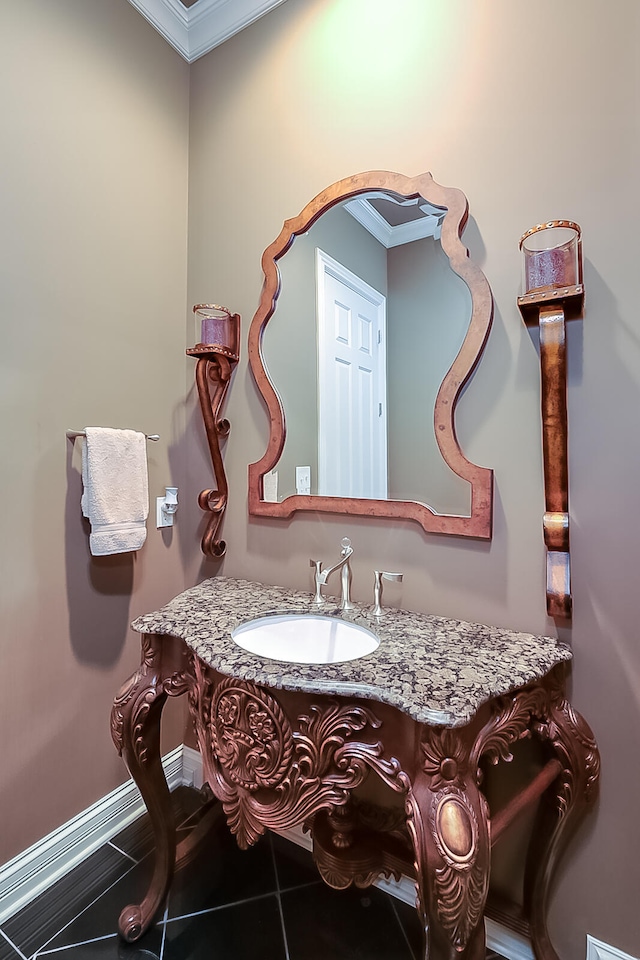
(132, 577), (572, 728)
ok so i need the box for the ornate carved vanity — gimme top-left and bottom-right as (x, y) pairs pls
(114, 168), (595, 958)
(111, 578), (599, 960)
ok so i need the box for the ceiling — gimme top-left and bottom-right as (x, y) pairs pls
(126, 0), (288, 62)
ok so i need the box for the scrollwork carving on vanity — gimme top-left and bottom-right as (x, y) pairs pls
(470, 667), (600, 810)
(421, 726), (470, 790)
(199, 676), (402, 849)
(550, 698), (601, 807)
(470, 678), (553, 775)
(110, 635), (191, 768)
(111, 635), (159, 761)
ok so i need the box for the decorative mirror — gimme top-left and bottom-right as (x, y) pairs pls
(248, 171), (494, 538)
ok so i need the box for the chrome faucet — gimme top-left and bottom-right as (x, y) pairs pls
(372, 570), (403, 616)
(310, 537), (355, 610)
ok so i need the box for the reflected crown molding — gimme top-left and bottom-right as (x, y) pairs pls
(125, 0), (288, 62)
(345, 196), (445, 249)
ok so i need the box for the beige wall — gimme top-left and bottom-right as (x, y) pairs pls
(1, 0), (191, 863)
(187, 1), (640, 957)
(3, 0), (640, 957)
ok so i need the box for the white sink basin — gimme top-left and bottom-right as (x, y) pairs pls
(232, 613), (379, 664)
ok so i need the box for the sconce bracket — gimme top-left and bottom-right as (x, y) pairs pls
(518, 283), (584, 325)
(187, 319), (240, 559)
(518, 288), (583, 620)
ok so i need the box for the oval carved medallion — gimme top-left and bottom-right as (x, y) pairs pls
(436, 795), (476, 863)
(210, 678), (293, 791)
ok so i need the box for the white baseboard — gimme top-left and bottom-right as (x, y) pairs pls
(0, 745), (186, 925)
(587, 936), (639, 960)
(485, 917), (534, 960)
(181, 744), (204, 789)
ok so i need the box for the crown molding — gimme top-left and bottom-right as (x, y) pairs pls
(126, 0), (287, 62)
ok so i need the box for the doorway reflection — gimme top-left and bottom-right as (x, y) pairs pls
(262, 194), (472, 515)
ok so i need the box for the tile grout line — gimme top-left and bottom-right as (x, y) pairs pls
(278, 879), (323, 895)
(5, 794), (254, 958)
(106, 841), (137, 864)
(164, 889), (279, 926)
(38, 814), (175, 955)
(143, 796), (207, 957)
(158, 903), (169, 960)
(11, 794), (491, 960)
(27, 860), (140, 958)
(0, 926), (27, 960)
(389, 896), (419, 960)
(36, 933), (118, 956)
(152, 791), (220, 955)
(268, 835), (291, 960)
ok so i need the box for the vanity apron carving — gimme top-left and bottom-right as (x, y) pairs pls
(202, 677), (401, 849)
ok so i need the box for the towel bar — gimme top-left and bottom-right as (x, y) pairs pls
(66, 429), (160, 441)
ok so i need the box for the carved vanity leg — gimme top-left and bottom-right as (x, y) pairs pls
(406, 729), (491, 960)
(110, 635), (185, 942)
(524, 691), (600, 960)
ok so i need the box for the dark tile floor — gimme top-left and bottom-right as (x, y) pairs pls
(0, 788), (506, 960)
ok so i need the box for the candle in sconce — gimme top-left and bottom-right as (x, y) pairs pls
(202, 314), (227, 345)
(193, 304), (238, 356)
(520, 222), (581, 295)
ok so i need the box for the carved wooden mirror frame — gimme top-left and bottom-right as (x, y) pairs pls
(248, 170), (494, 538)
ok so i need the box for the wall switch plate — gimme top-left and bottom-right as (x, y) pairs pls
(296, 465), (311, 495)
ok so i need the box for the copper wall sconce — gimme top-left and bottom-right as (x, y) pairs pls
(518, 221), (584, 619)
(187, 304), (240, 559)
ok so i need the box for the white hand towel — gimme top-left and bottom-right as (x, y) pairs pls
(81, 427), (149, 556)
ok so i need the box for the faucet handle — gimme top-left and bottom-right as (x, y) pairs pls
(310, 559), (325, 603)
(372, 570), (403, 616)
(377, 570), (403, 583)
(340, 537), (353, 555)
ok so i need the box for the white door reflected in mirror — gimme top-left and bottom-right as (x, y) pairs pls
(317, 249), (387, 499)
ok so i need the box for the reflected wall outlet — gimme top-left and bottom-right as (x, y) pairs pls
(296, 465), (311, 495)
(263, 469), (278, 503)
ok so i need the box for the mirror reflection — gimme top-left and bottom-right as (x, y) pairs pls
(248, 170), (494, 540)
(262, 191), (473, 514)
